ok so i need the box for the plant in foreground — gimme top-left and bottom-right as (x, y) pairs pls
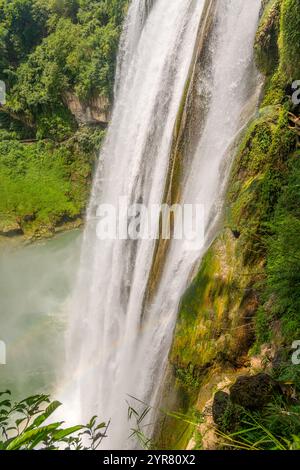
(0, 391), (108, 450)
(216, 403), (300, 451)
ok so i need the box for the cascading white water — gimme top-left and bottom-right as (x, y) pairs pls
(63, 0), (262, 449)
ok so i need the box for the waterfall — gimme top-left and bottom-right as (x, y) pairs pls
(63, 0), (262, 449)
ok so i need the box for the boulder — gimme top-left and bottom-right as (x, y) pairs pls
(212, 391), (230, 425)
(212, 391), (242, 432)
(0, 219), (23, 237)
(229, 373), (279, 410)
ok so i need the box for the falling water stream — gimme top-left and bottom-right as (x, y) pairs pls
(64, 0), (262, 449)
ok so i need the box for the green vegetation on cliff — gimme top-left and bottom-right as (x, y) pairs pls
(1, 0), (128, 109)
(0, 0), (128, 238)
(166, 0), (300, 450)
(0, 128), (103, 236)
(279, 0), (300, 79)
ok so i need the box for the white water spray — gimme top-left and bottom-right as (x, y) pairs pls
(63, 0), (262, 449)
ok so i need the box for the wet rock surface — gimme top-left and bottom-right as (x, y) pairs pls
(229, 373), (280, 410)
(212, 391), (230, 425)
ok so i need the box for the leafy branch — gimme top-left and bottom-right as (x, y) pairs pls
(0, 391), (107, 451)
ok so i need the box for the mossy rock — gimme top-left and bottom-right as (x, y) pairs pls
(279, 0), (300, 80)
(212, 391), (230, 425)
(229, 373), (281, 410)
(255, 0), (281, 76)
(212, 391), (242, 433)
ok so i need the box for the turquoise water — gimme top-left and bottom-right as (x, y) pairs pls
(0, 230), (82, 398)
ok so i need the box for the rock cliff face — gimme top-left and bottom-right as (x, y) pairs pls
(64, 92), (110, 126)
(157, 0), (300, 450)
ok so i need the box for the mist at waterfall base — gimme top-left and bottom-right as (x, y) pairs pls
(61, 0), (262, 449)
(0, 231), (82, 397)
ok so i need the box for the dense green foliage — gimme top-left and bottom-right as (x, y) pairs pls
(0, 390), (108, 450)
(1, 0), (128, 107)
(0, 0), (128, 237)
(265, 157), (300, 344)
(279, 0), (300, 78)
(250, 0), (300, 360)
(0, 128), (104, 235)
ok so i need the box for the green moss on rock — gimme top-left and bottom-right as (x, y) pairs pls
(255, 0), (281, 76)
(227, 106), (295, 264)
(279, 0), (300, 79)
(170, 229), (259, 387)
(164, 0), (300, 450)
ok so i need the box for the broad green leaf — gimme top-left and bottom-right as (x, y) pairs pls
(0, 400), (11, 408)
(52, 425), (83, 441)
(5, 423), (62, 450)
(29, 400), (62, 429)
